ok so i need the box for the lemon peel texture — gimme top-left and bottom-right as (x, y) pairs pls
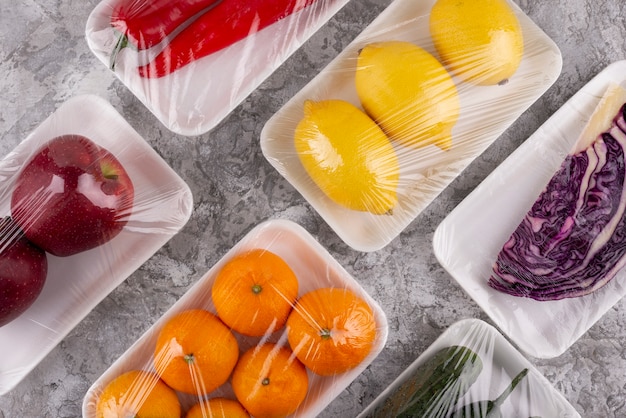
(430, 0), (524, 85)
(355, 41), (460, 151)
(294, 99), (400, 215)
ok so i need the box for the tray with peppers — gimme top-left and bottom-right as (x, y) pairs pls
(85, 0), (350, 136)
(358, 318), (580, 418)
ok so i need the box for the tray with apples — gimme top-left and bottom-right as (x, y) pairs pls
(0, 95), (193, 395)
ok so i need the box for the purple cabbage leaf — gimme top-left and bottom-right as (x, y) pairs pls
(489, 104), (626, 301)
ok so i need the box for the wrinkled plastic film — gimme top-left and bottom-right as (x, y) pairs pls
(0, 95), (193, 396)
(433, 62), (626, 359)
(260, 0), (562, 252)
(85, 0), (349, 136)
(490, 84), (626, 301)
(81, 220), (389, 418)
(358, 319), (580, 418)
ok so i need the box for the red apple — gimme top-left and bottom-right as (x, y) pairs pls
(0, 216), (48, 327)
(10, 134), (134, 257)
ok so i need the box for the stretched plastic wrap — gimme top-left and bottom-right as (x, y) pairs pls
(434, 61), (626, 358)
(0, 95), (193, 395)
(85, 0), (350, 136)
(358, 319), (579, 417)
(82, 219), (388, 417)
(260, 0), (562, 252)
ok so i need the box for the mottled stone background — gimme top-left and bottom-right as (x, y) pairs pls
(0, 0), (625, 417)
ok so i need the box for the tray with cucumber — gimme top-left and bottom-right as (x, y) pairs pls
(358, 319), (580, 418)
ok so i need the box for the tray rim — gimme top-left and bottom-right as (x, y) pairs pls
(433, 60), (626, 359)
(81, 218), (389, 418)
(0, 94), (194, 396)
(260, 0), (563, 252)
(357, 318), (580, 417)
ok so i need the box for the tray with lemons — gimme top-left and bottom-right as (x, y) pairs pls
(261, 0), (562, 252)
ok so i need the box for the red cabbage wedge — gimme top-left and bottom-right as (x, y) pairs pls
(489, 84), (626, 301)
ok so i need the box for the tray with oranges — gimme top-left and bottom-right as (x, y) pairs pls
(82, 219), (388, 417)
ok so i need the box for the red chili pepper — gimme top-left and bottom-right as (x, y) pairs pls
(109, 0), (222, 69)
(137, 0), (320, 78)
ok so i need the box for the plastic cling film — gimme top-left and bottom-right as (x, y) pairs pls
(0, 95), (193, 396)
(294, 99), (401, 216)
(85, 0), (350, 135)
(0, 217), (48, 328)
(429, 0), (524, 86)
(432, 62), (626, 360)
(489, 87), (626, 301)
(286, 287), (378, 376)
(358, 319), (580, 418)
(354, 41), (461, 152)
(260, 0), (562, 252)
(94, 370), (183, 417)
(9, 134), (135, 258)
(134, 0), (321, 79)
(109, 0), (223, 52)
(81, 219), (389, 418)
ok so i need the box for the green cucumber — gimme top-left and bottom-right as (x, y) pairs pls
(449, 368), (529, 417)
(366, 345), (483, 417)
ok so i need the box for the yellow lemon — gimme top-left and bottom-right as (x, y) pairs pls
(294, 99), (400, 215)
(355, 41), (460, 151)
(430, 0), (524, 85)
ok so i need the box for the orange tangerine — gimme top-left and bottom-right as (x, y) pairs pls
(212, 249), (299, 337)
(154, 309), (239, 395)
(96, 369), (181, 418)
(286, 287), (377, 376)
(185, 397), (250, 418)
(231, 343), (308, 418)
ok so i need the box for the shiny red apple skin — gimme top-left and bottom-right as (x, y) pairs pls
(0, 217), (48, 327)
(10, 134), (134, 257)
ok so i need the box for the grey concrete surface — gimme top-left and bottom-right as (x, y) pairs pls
(1, 0), (625, 417)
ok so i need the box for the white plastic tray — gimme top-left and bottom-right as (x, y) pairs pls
(82, 219), (389, 417)
(0, 95), (193, 395)
(433, 61), (626, 359)
(261, 0), (562, 252)
(85, 0), (350, 136)
(358, 319), (580, 417)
